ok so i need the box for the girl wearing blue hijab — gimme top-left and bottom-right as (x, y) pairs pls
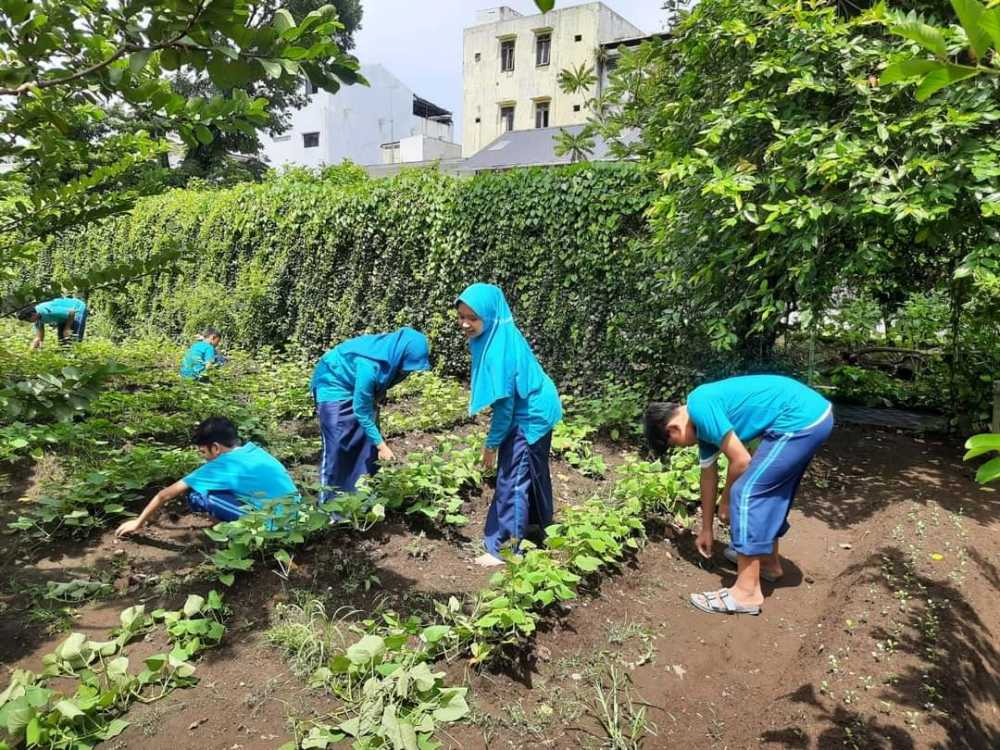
(311, 327), (430, 500)
(456, 284), (562, 567)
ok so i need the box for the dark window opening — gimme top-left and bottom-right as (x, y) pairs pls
(303, 132), (319, 148)
(500, 40), (515, 71)
(500, 106), (515, 132)
(475, 52), (481, 62)
(536, 34), (551, 66)
(535, 101), (550, 129)
(573, 104), (581, 112)
(574, 34), (583, 42)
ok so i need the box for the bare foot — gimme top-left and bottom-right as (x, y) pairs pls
(474, 552), (504, 568)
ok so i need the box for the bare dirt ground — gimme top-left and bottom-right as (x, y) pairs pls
(1, 424), (997, 750)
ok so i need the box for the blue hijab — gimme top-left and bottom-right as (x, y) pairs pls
(457, 284), (553, 415)
(330, 327), (430, 390)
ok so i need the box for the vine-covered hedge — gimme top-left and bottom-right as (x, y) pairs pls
(35, 164), (699, 392)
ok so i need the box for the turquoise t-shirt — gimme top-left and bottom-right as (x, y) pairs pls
(35, 298), (86, 327)
(182, 442), (300, 509)
(180, 341), (218, 379)
(688, 375), (831, 466)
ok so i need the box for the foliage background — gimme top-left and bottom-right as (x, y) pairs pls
(27, 164), (699, 395)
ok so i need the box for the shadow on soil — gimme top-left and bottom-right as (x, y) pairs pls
(795, 425), (1000, 530)
(763, 547), (1000, 750)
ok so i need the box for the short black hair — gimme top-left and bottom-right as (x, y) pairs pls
(202, 327), (221, 339)
(192, 417), (239, 448)
(643, 401), (682, 458)
(16, 305), (37, 321)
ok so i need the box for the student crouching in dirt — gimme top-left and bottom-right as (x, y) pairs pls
(645, 375), (833, 615)
(180, 328), (226, 380)
(115, 417), (299, 537)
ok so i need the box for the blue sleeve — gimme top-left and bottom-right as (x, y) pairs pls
(486, 397), (514, 449)
(698, 440), (721, 467)
(687, 390), (733, 450)
(183, 458), (230, 496)
(352, 360), (384, 445)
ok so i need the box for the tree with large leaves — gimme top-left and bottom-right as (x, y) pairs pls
(599, 0), (999, 369)
(0, 0), (361, 310)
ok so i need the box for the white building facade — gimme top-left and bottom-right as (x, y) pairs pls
(260, 64), (459, 168)
(462, 3), (644, 157)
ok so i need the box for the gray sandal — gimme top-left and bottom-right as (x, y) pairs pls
(690, 589), (761, 616)
(722, 546), (782, 583)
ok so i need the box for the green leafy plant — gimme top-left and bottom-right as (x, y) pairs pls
(964, 433), (1000, 484)
(0, 593), (226, 750)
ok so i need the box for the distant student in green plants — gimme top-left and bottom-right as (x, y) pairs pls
(115, 416), (299, 537)
(16, 297), (88, 349)
(456, 283), (562, 568)
(644, 375), (833, 616)
(180, 328), (224, 380)
(310, 327), (430, 501)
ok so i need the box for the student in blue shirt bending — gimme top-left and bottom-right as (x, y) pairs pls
(115, 417), (299, 537)
(180, 328), (224, 380)
(17, 297), (88, 349)
(310, 327), (430, 501)
(645, 375), (833, 615)
(456, 284), (562, 568)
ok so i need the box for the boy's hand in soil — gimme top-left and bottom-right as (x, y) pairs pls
(115, 518), (144, 537)
(377, 443), (396, 462)
(696, 526), (714, 559)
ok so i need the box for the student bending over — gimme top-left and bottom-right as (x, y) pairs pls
(115, 417), (299, 537)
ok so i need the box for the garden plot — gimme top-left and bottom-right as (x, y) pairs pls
(1, 335), (998, 750)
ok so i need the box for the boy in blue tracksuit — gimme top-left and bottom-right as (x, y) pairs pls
(310, 327), (430, 501)
(17, 297), (88, 349)
(645, 375), (833, 615)
(456, 284), (562, 568)
(115, 416), (299, 536)
(180, 328), (224, 380)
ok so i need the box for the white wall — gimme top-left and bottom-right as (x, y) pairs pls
(260, 64), (457, 168)
(461, 2), (644, 157)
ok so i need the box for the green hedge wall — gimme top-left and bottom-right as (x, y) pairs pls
(38, 164), (697, 392)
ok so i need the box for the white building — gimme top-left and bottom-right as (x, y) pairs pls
(462, 3), (645, 157)
(260, 63), (461, 168)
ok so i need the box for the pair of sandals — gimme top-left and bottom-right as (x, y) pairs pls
(689, 546), (783, 616)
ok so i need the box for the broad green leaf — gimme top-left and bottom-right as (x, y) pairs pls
(183, 594), (205, 617)
(964, 433), (1000, 459)
(891, 13), (948, 57)
(975, 456), (1000, 484)
(535, 0), (556, 11)
(880, 58), (938, 84)
(193, 124), (214, 145)
(420, 625), (451, 644)
(915, 64), (981, 100)
(53, 699), (84, 719)
(573, 554), (602, 572)
(981, 8), (1000, 51)
(346, 635), (385, 665)
(951, 0), (992, 59)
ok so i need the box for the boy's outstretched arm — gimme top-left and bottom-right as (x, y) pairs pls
(116, 479), (189, 537)
(695, 432), (751, 559)
(30, 323), (43, 350)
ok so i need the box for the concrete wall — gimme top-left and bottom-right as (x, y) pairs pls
(462, 2), (644, 157)
(260, 64), (456, 168)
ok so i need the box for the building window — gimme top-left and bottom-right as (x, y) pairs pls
(536, 33), (551, 66)
(500, 105), (515, 133)
(304, 79), (319, 95)
(303, 132), (319, 148)
(500, 40), (515, 72)
(573, 104), (581, 112)
(475, 52), (481, 62)
(475, 117), (481, 123)
(535, 101), (550, 129)
(574, 34), (583, 42)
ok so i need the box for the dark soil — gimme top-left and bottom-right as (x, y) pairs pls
(1, 424), (997, 750)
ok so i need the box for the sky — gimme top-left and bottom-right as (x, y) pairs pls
(352, 1), (669, 141)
